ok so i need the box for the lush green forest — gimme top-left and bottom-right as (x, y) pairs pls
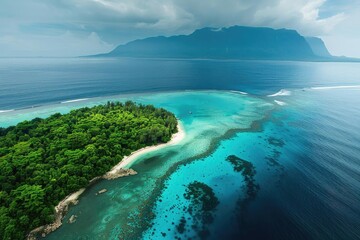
(0, 101), (178, 239)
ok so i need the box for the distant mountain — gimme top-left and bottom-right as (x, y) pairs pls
(305, 37), (332, 58)
(94, 26), (357, 61)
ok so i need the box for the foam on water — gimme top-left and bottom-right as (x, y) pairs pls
(0, 109), (14, 113)
(310, 85), (360, 90)
(274, 100), (287, 106)
(267, 89), (291, 97)
(230, 90), (248, 95)
(61, 98), (90, 103)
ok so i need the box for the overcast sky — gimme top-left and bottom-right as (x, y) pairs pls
(0, 0), (359, 57)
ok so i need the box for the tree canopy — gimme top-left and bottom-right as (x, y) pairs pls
(0, 101), (178, 239)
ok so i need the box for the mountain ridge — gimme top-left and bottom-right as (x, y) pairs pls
(305, 37), (332, 58)
(93, 26), (359, 62)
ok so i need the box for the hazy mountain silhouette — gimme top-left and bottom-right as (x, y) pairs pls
(305, 37), (332, 58)
(94, 26), (358, 61)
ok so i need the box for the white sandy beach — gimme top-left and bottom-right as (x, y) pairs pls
(106, 121), (186, 174)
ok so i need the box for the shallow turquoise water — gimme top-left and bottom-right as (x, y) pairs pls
(141, 87), (360, 240)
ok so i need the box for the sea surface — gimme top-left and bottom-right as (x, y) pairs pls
(0, 58), (359, 240)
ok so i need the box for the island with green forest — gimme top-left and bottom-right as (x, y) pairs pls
(0, 101), (178, 239)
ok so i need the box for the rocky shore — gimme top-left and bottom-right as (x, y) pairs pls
(103, 168), (137, 180)
(27, 188), (85, 239)
(27, 168), (138, 240)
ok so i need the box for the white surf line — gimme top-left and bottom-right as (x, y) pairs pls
(267, 89), (291, 97)
(61, 98), (89, 104)
(274, 100), (287, 106)
(230, 90), (248, 95)
(0, 109), (15, 113)
(310, 85), (360, 90)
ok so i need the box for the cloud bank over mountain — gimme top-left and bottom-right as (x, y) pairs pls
(0, 0), (358, 57)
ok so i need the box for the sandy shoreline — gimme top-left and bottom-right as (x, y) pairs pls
(28, 121), (185, 239)
(105, 121), (185, 176)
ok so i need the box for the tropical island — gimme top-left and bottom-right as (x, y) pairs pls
(0, 101), (180, 239)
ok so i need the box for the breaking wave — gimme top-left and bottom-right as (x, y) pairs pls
(267, 89), (291, 97)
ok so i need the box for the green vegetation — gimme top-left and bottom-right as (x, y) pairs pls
(0, 101), (178, 240)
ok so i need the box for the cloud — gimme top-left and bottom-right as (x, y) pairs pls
(321, 2), (360, 57)
(0, 31), (114, 57)
(0, 0), (352, 56)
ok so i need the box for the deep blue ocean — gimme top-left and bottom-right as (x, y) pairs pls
(0, 58), (359, 240)
(1, 58), (359, 110)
